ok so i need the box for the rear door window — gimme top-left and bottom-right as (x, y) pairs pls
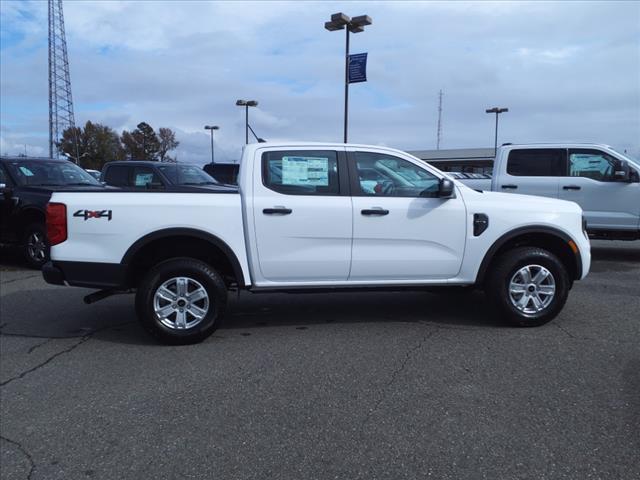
(507, 149), (567, 176)
(103, 165), (130, 186)
(262, 150), (340, 195)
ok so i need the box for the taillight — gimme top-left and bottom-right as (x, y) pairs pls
(46, 203), (67, 246)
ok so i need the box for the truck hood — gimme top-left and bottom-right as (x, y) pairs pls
(464, 188), (583, 214)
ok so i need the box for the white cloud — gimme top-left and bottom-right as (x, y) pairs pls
(1, 0), (639, 162)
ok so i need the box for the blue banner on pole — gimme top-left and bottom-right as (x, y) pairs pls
(348, 53), (367, 84)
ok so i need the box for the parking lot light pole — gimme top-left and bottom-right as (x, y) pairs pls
(325, 12), (372, 143)
(486, 107), (509, 155)
(204, 125), (219, 164)
(236, 100), (258, 145)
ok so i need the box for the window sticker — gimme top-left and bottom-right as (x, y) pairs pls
(134, 173), (154, 186)
(281, 156), (329, 186)
(19, 166), (34, 176)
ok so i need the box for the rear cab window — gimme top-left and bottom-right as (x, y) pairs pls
(262, 150), (340, 195)
(506, 149), (567, 177)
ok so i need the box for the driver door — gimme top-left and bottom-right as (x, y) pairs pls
(0, 165), (17, 242)
(348, 149), (466, 281)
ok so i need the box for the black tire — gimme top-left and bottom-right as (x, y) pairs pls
(22, 223), (49, 269)
(485, 247), (570, 327)
(135, 257), (227, 345)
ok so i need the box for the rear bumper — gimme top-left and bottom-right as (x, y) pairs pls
(42, 261), (128, 289)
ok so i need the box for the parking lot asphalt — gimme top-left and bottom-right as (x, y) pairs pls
(0, 241), (639, 480)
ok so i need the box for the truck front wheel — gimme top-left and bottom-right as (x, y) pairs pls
(486, 247), (570, 327)
(135, 258), (227, 345)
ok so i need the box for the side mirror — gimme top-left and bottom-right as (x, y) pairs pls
(613, 160), (631, 182)
(438, 178), (455, 198)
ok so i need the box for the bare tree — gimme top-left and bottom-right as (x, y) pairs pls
(158, 128), (180, 162)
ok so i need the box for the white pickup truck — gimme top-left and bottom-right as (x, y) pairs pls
(473, 144), (640, 240)
(43, 143), (591, 344)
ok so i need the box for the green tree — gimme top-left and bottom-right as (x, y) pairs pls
(158, 127), (179, 162)
(58, 121), (124, 170)
(121, 122), (161, 160)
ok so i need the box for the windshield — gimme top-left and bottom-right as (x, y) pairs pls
(5, 160), (101, 187)
(157, 164), (219, 186)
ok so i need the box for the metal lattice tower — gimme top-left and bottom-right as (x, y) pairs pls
(436, 89), (444, 150)
(48, 0), (78, 160)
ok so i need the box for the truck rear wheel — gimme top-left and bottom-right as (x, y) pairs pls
(485, 247), (569, 327)
(135, 258), (227, 345)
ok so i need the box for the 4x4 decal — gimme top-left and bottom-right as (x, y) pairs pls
(73, 209), (113, 221)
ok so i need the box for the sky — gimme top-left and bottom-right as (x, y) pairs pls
(1, 0), (639, 163)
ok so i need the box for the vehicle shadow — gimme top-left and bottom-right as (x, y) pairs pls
(0, 287), (505, 346)
(0, 247), (31, 271)
(591, 242), (640, 263)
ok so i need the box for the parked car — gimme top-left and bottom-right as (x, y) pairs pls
(202, 163), (240, 185)
(0, 156), (105, 268)
(447, 172), (492, 191)
(85, 169), (101, 180)
(43, 143), (590, 344)
(489, 144), (640, 240)
(100, 161), (232, 191)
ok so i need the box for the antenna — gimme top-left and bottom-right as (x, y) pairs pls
(48, 0), (79, 161)
(436, 89), (443, 150)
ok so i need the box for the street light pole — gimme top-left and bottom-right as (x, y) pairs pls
(485, 107), (509, 155)
(325, 12), (372, 144)
(204, 125), (219, 164)
(344, 27), (350, 144)
(236, 100), (258, 145)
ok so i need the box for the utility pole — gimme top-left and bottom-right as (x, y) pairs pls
(48, 0), (79, 163)
(436, 89), (444, 150)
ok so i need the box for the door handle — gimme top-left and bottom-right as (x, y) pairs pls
(501, 184), (518, 190)
(361, 208), (389, 216)
(263, 207), (292, 215)
(563, 185), (581, 191)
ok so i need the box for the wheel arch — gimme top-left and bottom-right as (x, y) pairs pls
(18, 207), (46, 236)
(475, 226), (583, 285)
(122, 228), (245, 288)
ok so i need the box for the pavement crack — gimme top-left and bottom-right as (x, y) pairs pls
(0, 274), (41, 285)
(27, 338), (52, 354)
(0, 320), (136, 387)
(360, 326), (438, 431)
(0, 335), (91, 388)
(1, 434), (36, 479)
(555, 322), (576, 339)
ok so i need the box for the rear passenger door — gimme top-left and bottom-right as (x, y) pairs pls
(499, 148), (565, 199)
(252, 148), (352, 284)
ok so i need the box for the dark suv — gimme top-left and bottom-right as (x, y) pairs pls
(100, 161), (233, 190)
(0, 157), (105, 268)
